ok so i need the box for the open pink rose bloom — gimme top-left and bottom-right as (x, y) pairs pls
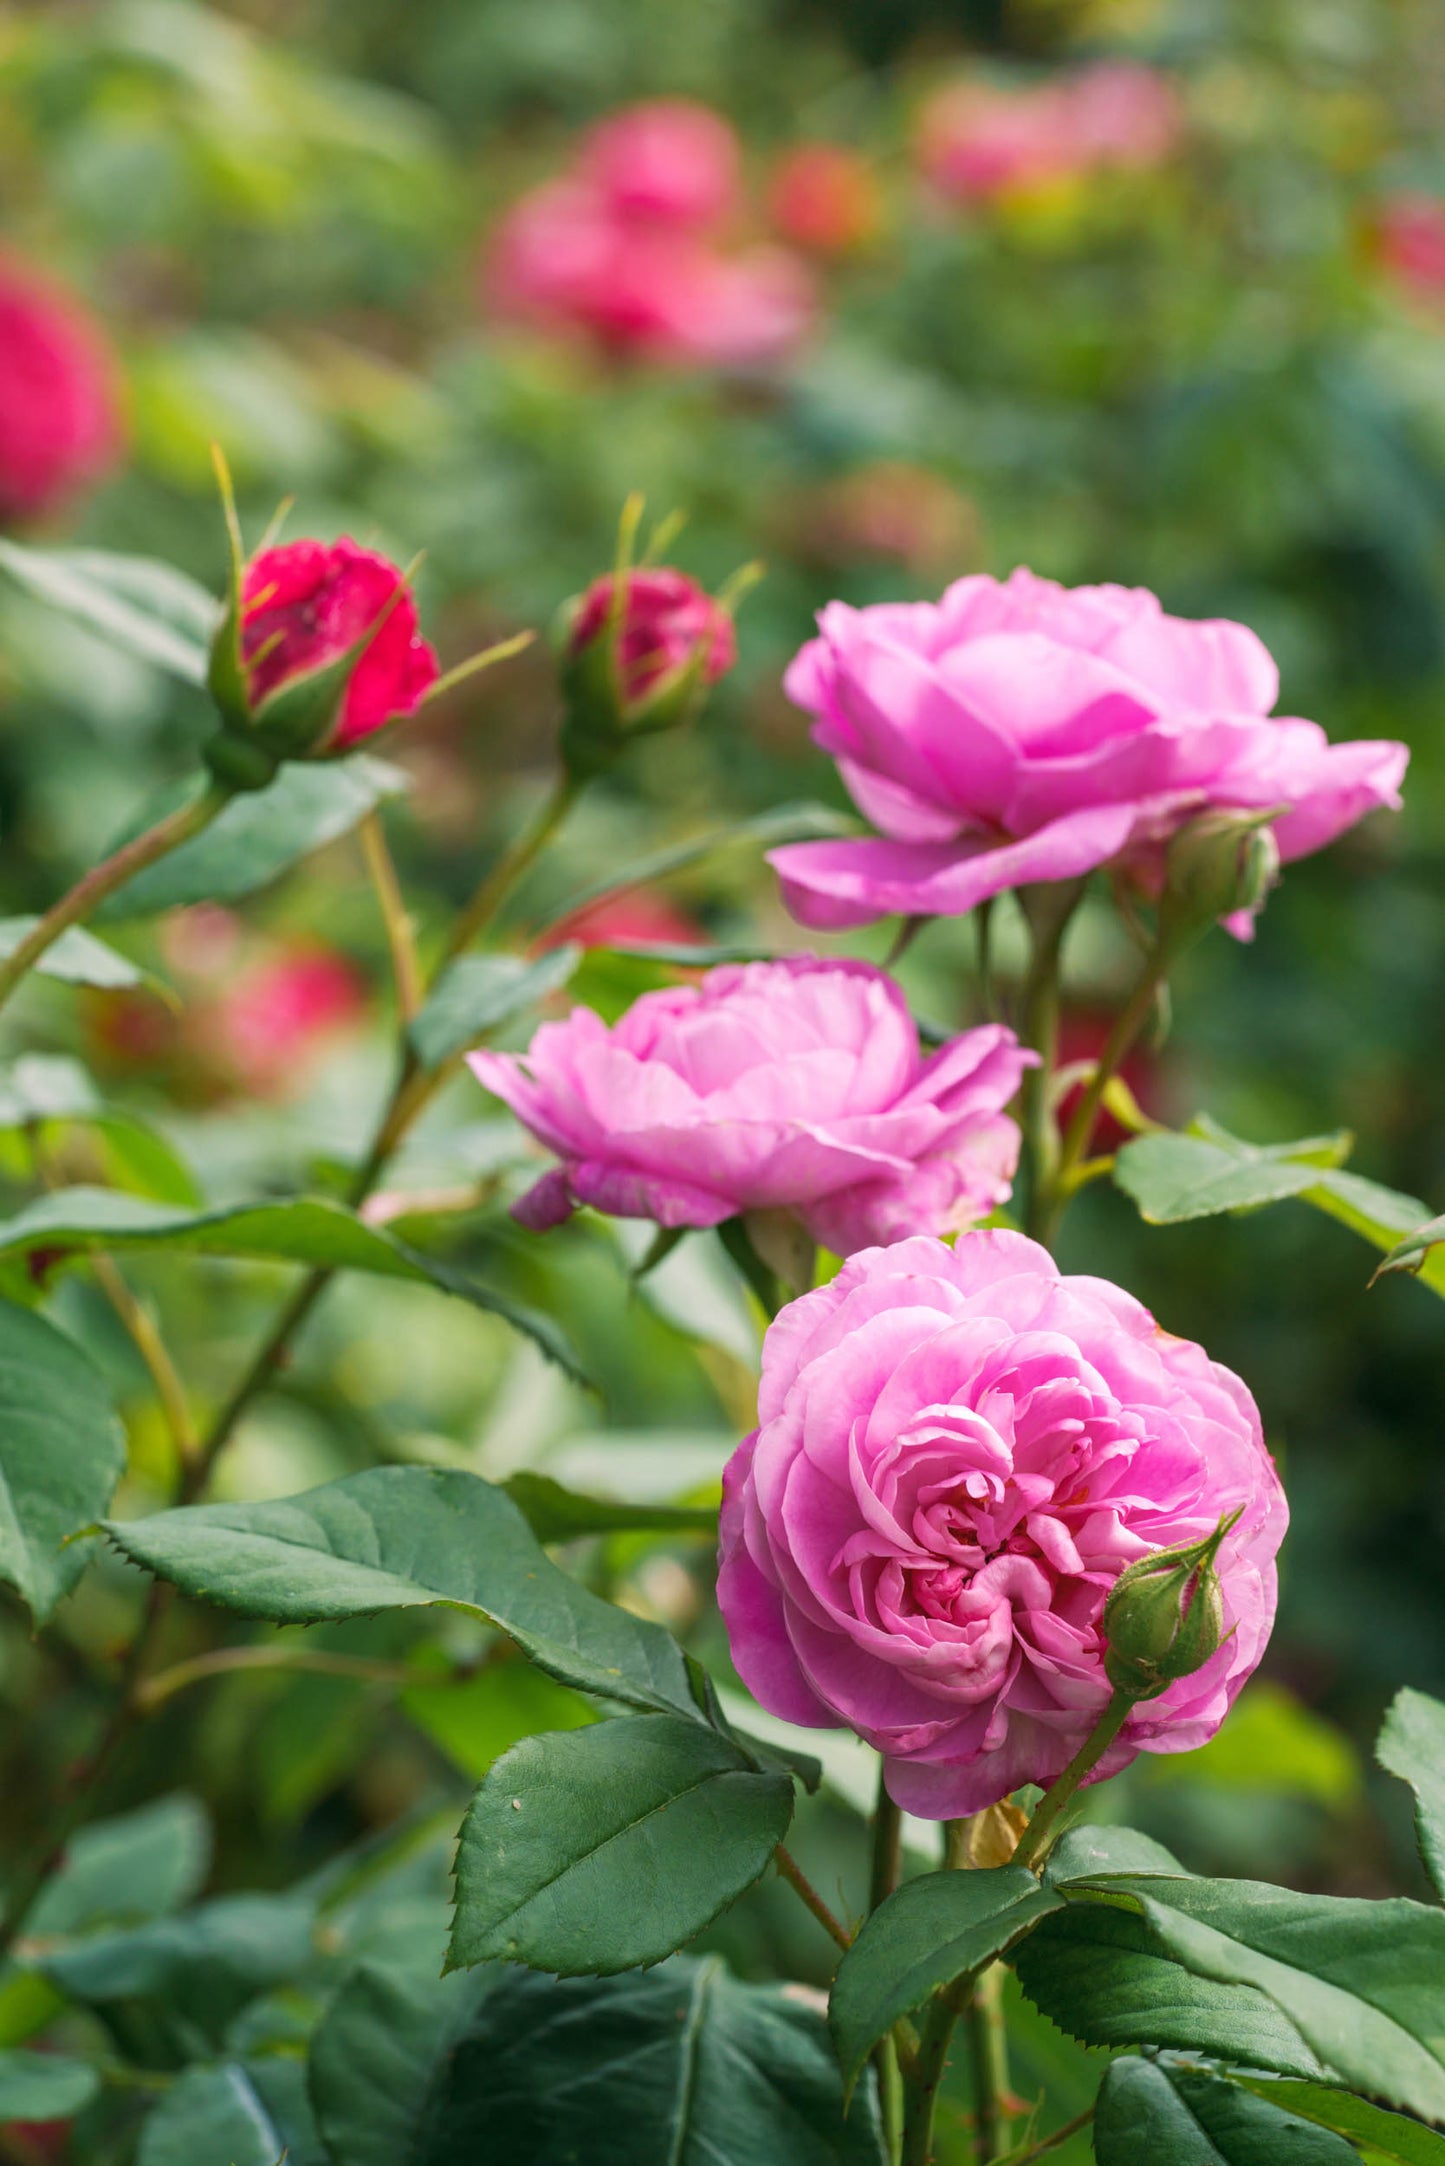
(470, 955), (1032, 1254)
(720, 1232), (1287, 1816)
(770, 568), (1408, 933)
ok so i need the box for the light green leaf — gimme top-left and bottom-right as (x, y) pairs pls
(1378, 1688), (1445, 1900)
(0, 2049), (99, 2123)
(401, 1661), (595, 1781)
(1094, 2053), (1359, 2164)
(105, 1466), (707, 1723)
(309, 1955), (885, 2166)
(137, 2059), (320, 2166)
(1228, 2074), (1445, 2164)
(1113, 1123), (1353, 1224)
(1358, 1206), (1445, 1299)
(0, 1058), (201, 1207)
(0, 540), (217, 684)
(1139, 1682), (1361, 1807)
(98, 755), (408, 919)
(449, 1716), (792, 1977)
(0, 1299), (125, 1622)
(831, 1865), (1062, 2091)
(409, 946), (582, 1071)
(0, 1186), (586, 1381)
(502, 1470), (717, 1544)
(0, 919), (145, 992)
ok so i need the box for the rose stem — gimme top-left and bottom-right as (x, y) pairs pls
(1011, 1689), (1134, 1876)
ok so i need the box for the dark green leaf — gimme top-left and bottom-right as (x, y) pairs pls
(0, 540), (216, 684)
(1045, 1826), (1187, 1882)
(105, 1465), (707, 1722)
(0, 919), (145, 992)
(1378, 1689), (1445, 1899)
(0, 1186), (586, 1381)
(1060, 1874), (1445, 2121)
(0, 1299), (125, 1622)
(0, 2048), (99, 2122)
(28, 1795), (210, 1942)
(98, 755), (407, 919)
(831, 1866), (1062, 2091)
(309, 1955), (886, 2166)
(1228, 2074), (1445, 2163)
(1094, 2054), (1359, 2164)
(449, 1715), (792, 1976)
(502, 1470), (717, 1543)
(138, 2058), (321, 2166)
(545, 802), (855, 926)
(1013, 1903), (1327, 2077)
(409, 945), (582, 1071)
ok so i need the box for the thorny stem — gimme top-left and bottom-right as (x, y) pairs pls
(902, 1975), (970, 2166)
(772, 1843), (852, 1953)
(965, 1963), (1012, 2165)
(0, 784), (229, 1020)
(1005, 2105), (1097, 2163)
(1011, 1690), (1135, 1876)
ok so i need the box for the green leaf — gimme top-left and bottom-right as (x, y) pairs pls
(0, 918), (145, 992)
(1094, 2053), (1359, 2164)
(28, 1795), (210, 1941)
(1378, 1688), (1445, 1899)
(409, 946), (582, 1072)
(0, 540), (217, 684)
(0, 1186), (586, 1382)
(97, 755), (407, 919)
(448, 1715), (792, 1976)
(502, 1470), (717, 1544)
(1363, 1209), (1445, 1299)
(0, 2048), (99, 2122)
(0, 1299), (125, 1622)
(1113, 1123), (1353, 1224)
(546, 802), (855, 926)
(138, 2059), (321, 2166)
(0, 1057), (201, 1207)
(105, 1465), (708, 1723)
(1013, 1904), (1328, 2077)
(1228, 2075), (1445, 2164)
(1055, 1873), (1445, 2121)
(309, 1954), (886, 2166)
(831, 1866), (1062, 2092)
(1043, 1826), (1187, 1880)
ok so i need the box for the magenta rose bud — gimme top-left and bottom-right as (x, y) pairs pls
(0, 255), (124, 524)
(768, 568), (1408, 935)
(718, 1232), (1286, 1817)
(557, 566), (737, 776)
(470, 956), (1033, 1253)
(239, 538), (439, 751)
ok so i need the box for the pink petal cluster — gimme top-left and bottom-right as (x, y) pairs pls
(918, 62), (1181, 204)
(470, 956), (1033, 1255)
(484, 100), (815, 367)
(241, 538), (439, 750)
(568, 568), (737, 708)
(720, 1232), (1286, 1816)
(770, 567), (1408, 932)
(217, 944), (367, 1097)
(0, 255), (124, 523)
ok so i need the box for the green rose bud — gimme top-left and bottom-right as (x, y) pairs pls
(1158, 811), (1281, 949)
(1102, 1510), (1240, 1702)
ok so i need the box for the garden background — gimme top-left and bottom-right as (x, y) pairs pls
(2, 0), (1445, 2156)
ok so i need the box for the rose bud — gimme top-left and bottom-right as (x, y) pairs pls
(1158, 809), (1281, 947)
(206, 536), (440, 789)
(555, 564), (738, 779)
(1102, 1513), (1238, 1703)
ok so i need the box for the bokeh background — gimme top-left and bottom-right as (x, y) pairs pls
(3, 0), (1445, 2150)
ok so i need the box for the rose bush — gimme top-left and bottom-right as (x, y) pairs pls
(471, 956), (1032, 1250)
(720, 1230), (1287, 1815)
(770, 567), (1408, 930)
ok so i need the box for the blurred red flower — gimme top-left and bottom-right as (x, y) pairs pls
(0, 254), (124, 523)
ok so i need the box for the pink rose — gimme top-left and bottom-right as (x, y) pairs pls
(769, 568), (1408, 931)
(240, 538), (439, 750)
(567, 567), (737, 709)
(0, 254), (124, 523)
(579, 100), (741, 231)
(469, 956), (1033, 1253)
(1063, 61), (1181, 171)
(719, 1232), (1287, 1816)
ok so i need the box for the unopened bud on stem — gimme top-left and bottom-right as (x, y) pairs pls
(1102, 1510), (1240, 1702)
(1159, 812), (1280, 949)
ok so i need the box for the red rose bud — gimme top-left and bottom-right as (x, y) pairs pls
(557, 565), (737, 778)
(206, 537), (439, 787)
(1102, 1511), (1239, 1702)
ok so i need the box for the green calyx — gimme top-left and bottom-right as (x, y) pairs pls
(1102, 1509), (1241, 1701)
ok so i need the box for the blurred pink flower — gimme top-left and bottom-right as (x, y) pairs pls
(1064, 61), (1182, 171)
(1377, 194), (1445, 307)
(769, 567), (1408, 933)
(579, 99), (741, 230)
(218, 946), (367, 1096)
(0, 254), (124, 523)
(918, 62), (1181, 205)
(471, 955), (1032, 1253)
(719, 1231), (1287, 1816)
(767, 143), (882, 256)
(241, 538), (439, 750)
(536, 886), (706, 954)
